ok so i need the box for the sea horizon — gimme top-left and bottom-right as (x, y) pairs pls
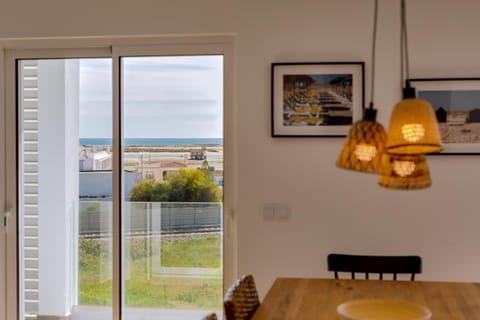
(80, 137), (223, 146)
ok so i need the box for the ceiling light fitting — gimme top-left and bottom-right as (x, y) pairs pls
(378, 153), (431, 190)
(337, 0), (442, 190)
(336, 0), (387, 173)
(385, 0), (442, 156)
(385, 98), (441, 155)
(379, 0), (441, 190)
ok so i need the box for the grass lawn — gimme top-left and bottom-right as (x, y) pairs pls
(79, 234), (223, 309)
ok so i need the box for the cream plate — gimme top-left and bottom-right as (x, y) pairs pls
(337, 299), (432, 320)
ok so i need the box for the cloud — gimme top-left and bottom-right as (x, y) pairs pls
(79, 56), (223, 139)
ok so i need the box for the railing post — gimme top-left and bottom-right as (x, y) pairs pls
(146, 202), (152, 279)
(193, 203), (197, 228)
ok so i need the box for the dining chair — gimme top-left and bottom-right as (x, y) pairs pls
(224, 274), (260, 320)
(203, 313), (217, 320)
(327, 253), (422, 280)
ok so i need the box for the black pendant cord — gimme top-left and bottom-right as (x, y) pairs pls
(364, 0), (379, 122)
(368, 0), (379, 110)
(400, 0), (415, 98)
(400, 0), (409, 83)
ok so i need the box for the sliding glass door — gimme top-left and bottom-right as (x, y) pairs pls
(121, 55), (223, 319)
(17, 58), (113, 320)
(5, 38), (233, 320)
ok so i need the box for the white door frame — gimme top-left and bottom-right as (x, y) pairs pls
(0, 44), (7, 320)
(1, 34), (237, 320)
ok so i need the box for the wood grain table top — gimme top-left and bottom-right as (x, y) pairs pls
(251, 278), (480, 320)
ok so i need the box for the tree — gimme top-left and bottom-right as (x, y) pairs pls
(129, 167), (221, 202)
(168, 168), (221, 202)
(129, 179), (169, 202)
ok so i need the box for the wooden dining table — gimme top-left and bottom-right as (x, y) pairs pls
(251, 278), (480, 319)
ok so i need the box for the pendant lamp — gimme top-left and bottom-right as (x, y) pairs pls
(336, 0), (387, 173)
(385, 0), (442, 155)
(378, 153), (431, 190)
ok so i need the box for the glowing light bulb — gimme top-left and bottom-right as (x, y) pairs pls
(393, 160), (416, 177)
(354, 144), (377, 162)
(401, 123), (425, 142)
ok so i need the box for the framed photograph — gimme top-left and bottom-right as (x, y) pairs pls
(407, 78), (480, 155)
(271, 62), (364, 137)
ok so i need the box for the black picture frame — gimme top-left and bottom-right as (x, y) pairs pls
(271, 62), (365, 137)
(407, 78), (480, 155)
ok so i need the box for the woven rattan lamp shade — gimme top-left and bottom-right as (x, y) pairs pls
(336, 119), (387, 173)
(386, 98), (442, 155)
(378, 153), (431, 190)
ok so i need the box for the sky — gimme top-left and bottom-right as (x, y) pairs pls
(79, 55), (223, 138)
(311, 74), (351, 84)
(418, 90), (480, 111)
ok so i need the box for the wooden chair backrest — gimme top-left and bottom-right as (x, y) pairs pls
(204, 313), (217, 320)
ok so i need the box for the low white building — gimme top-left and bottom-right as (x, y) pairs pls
(79, 150), (112, 171)
(79, 170), (142, 199)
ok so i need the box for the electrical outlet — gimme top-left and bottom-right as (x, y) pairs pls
(263, 204), (276, 220)
(276, 205), (290, 220)
(263, 203), (291, 221)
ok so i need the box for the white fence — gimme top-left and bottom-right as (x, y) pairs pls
(79, 201), (222, 235)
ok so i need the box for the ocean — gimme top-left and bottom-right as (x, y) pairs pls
(80, 138), (223, 146)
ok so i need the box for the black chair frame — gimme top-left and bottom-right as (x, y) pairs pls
(327, 253), (422, 281)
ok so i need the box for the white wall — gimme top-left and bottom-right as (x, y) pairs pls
(2, 0), (480, 298)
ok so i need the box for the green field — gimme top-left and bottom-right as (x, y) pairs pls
(79, 235), (223, 309)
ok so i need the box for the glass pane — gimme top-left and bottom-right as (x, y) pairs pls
(121, 55), (224, 319)
(18, 58), (113, 320)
